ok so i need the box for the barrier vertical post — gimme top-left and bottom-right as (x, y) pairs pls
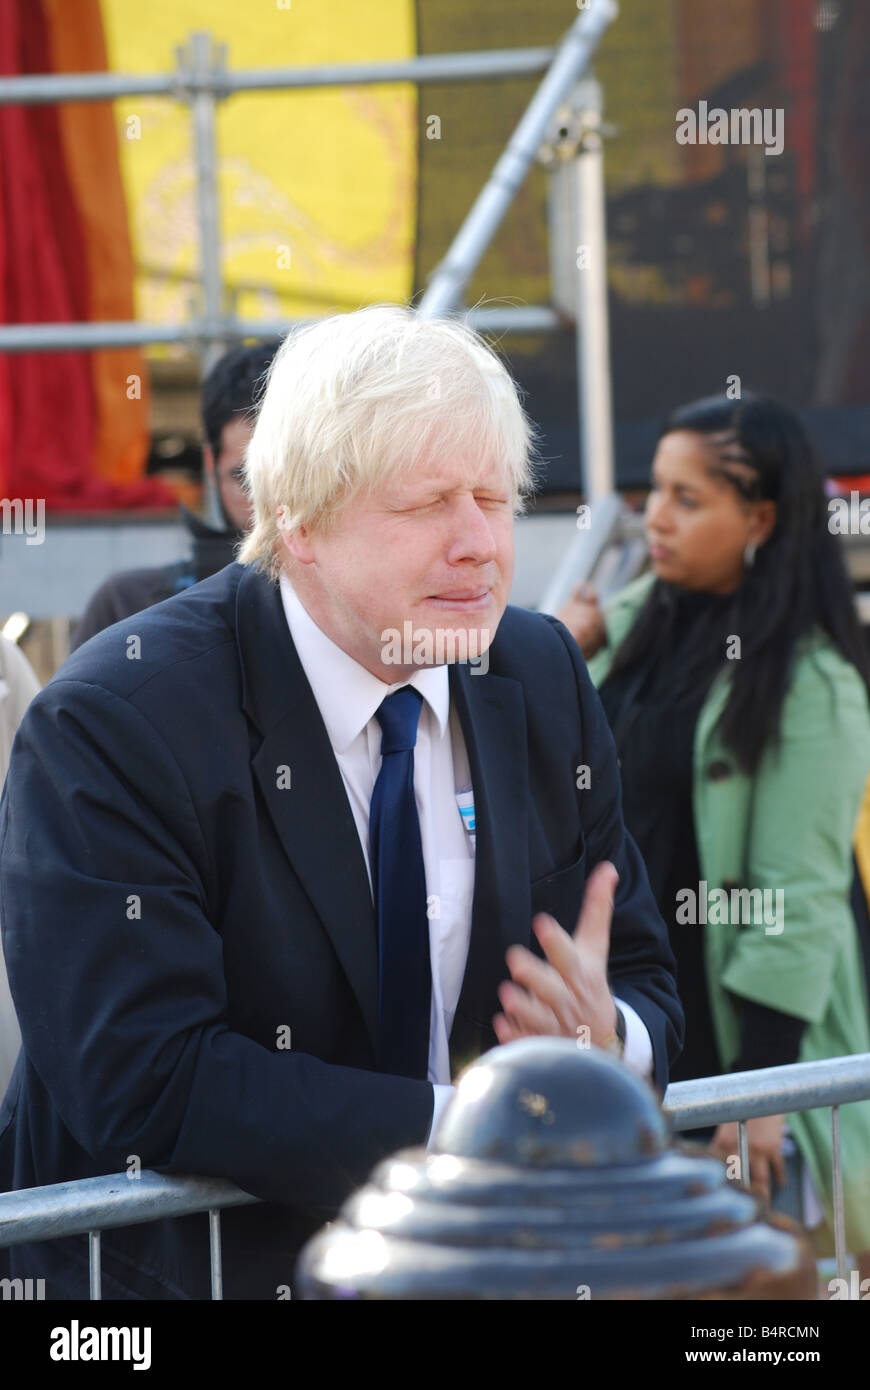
(88, 1230), (102, 1300)
(209, 1208), (224, 1300)
(831, 1105), (847, 1283)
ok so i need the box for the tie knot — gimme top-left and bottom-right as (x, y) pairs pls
(375, 686), (423, 754)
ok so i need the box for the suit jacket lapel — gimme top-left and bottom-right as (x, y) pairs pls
(236, 565), (531, 1079)
(447, 660), (531, 1076)
(236, 565), (380, 1053)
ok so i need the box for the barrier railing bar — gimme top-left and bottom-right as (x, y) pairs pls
(831, 1105), (847, 1283)
(0, 1171), (258, 1247)
(88, 1230), (101, 1301)
(209, 1209), (223, 1301)
(0, 47), (556, 108)
(1, 1057), (867, 1251)
(663, 1053), (870, 1131)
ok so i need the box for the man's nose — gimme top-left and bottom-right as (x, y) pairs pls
(446, 495), (499, 563)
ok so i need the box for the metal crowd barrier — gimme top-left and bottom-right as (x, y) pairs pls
(1, 1052), (868, 1299)
(666, 1052), (870, 1287)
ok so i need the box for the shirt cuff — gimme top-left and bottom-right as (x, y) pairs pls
(613, 996), (653, 1080)
(427, 1084), (456, 1148)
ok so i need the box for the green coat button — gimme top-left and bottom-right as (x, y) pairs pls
(707, 759), (732, 781)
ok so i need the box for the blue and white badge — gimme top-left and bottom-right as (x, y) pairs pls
(455, 789), (476, 852)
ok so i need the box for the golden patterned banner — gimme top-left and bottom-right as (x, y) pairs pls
(101, 0), (418, 348)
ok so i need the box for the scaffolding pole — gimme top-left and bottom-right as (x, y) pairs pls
(570, 76), (615, 502)
(417, 1), (618, 320)
(0, 48), (556, 106)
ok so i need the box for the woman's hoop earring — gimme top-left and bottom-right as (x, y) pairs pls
(744, 541), (758, 568)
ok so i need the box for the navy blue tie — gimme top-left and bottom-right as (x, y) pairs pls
(369, 687), (432, 1079)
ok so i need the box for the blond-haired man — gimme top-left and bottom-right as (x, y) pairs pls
(0, 306), (681, 1299)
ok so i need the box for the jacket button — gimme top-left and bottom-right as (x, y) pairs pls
(707, 759), (732, 781)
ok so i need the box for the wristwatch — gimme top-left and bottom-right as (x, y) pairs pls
(601, 1005), (626, 1060)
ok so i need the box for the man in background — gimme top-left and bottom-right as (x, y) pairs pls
(71, 340), (279, 649)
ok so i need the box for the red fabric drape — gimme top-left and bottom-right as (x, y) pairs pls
(0, 101), (8, 499)
(0, 0), (174, 508)
(44, 0), (153, 490)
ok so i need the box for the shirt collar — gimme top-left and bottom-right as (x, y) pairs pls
(279, 570), (450, 753)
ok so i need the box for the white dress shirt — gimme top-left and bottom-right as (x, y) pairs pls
(279, 574), (653, 1142)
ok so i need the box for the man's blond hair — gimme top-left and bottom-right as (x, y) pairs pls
(236, 303), (538, 582)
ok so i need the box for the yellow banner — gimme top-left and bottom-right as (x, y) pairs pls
(101, 0), (417, 345)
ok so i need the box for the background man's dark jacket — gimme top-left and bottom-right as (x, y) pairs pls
(0, 562), (683, 1299)
(70, 506), (242, 651)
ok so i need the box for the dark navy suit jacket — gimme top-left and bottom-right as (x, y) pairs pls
(0, 562), (682, 1299)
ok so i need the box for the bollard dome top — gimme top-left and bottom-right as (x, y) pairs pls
(295, 1037), (818, 1300)
(432, 1037), (669, 1168)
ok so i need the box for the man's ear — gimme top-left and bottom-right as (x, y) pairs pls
(203, 443), (216, 479)
(279, 515), (316, 565)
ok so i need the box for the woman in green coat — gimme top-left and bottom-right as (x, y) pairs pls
(560, 393), (870, 1262)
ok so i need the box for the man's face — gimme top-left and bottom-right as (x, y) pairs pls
(283, 450), (516, 682)
(206, 418), (255, 531)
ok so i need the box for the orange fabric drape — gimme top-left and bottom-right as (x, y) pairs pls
(42, 0), (149, 487)
(0, 0), (174, 508)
